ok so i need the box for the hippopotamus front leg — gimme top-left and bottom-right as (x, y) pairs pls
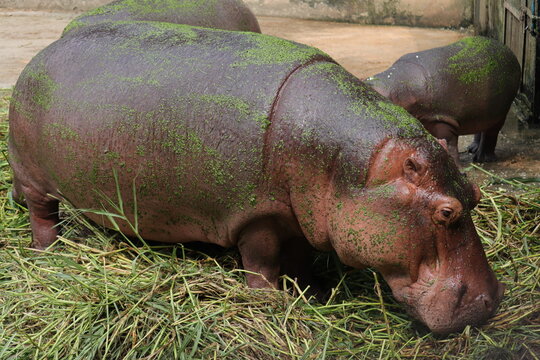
(238, 218), (318, 291)
(467, 118), (505, 162)
(238, 218), (285, 288)
(280, 236), (321, 295)
(467, 133), (481, 154)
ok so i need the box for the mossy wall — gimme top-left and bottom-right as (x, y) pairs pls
(0, 0), (473, 28)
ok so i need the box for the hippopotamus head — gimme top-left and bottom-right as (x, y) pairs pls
(327, 137), (503, 334)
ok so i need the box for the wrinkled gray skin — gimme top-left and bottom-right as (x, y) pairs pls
(365, 36), (521, 164)
(62, 0), (261, 35)
(9, 22), (503, 335)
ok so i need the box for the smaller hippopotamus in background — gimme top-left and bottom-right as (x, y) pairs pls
(365, 36), (521, 164)
(62, 0), (261, 35)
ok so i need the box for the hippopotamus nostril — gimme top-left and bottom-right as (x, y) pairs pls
(476, 293), (494, 313)
(457, 283), (467, 300)
(452, 282), (468, 312)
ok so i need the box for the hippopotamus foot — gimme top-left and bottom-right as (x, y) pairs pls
(468, 135), (498, 162)
(467, 133), (481, 154)
(18, 180), (60, 249)
(469, 122), (503, 162)
(473, 151), (498, 163)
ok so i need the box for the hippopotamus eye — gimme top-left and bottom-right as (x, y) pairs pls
(433, 198), (463, 226)
(441, 208), (453, 218)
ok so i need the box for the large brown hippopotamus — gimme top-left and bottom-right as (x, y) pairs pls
(365, 36), (521, 163)
(9, 21), (503, 335)
(62, 0), (261, 35)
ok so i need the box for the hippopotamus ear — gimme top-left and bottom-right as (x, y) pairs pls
(403, 157), (426, 185)
(437, 138), (449, 152)
(471, 183), (482, 207)
(366, 139), (428, 186)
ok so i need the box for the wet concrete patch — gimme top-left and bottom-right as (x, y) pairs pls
(459, 105), (540, 185)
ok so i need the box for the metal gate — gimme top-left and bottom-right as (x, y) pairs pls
(503, 0), (540, 124)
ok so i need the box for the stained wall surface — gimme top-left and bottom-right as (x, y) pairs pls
(0, 0), (473, 28)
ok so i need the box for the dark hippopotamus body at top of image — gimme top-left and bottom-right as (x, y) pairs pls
(9, 21), (503, 335)
(365, 36), (521, 164)
(62, 0), (261, 35)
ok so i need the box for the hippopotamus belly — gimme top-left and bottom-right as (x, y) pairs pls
(9, 22), (503, 335)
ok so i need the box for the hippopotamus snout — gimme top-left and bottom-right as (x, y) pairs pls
(405, 266), (504, 334)
(392, 220), (504, 335)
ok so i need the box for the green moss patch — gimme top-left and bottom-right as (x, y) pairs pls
(24, 63), (58, 111)
(63, 0), (221, 35)
(447, 37), (509, 86)
(232, 33), (329, 67)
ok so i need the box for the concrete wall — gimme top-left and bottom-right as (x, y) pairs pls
(0, 0), (473, 28)
(0, 0), (103, 11)
(245, 0), (473, 27)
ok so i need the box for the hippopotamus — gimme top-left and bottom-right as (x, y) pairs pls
(9, 21), (503, 335)
(365, 36), (521, 163)
(62, 0), (261, 35)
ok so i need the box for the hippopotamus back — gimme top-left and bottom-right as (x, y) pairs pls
(63, 0), (261, 35)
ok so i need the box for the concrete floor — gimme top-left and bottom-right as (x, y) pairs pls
(1, 9), (539, 181)
(0, 10), (467, 87)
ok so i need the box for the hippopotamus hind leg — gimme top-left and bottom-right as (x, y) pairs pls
(19, 180), (60, 249)
(470, 119), (504, 162)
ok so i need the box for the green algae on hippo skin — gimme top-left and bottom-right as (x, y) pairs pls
(369, 101), (427, 136)
(108, 21), (200, 50)
(63, 0), (260, 36)
(9, 89), (34, 122)
(42, 122), (80, 141)
(232, 33), (330, 67)
(20, 62), (58, 112)
(100, 0), (220, 18)
(297, 62), (429, 139)
(45, 85), (267, 213)
(447, 37), (513, 87)
(63, 0), (220, 35)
